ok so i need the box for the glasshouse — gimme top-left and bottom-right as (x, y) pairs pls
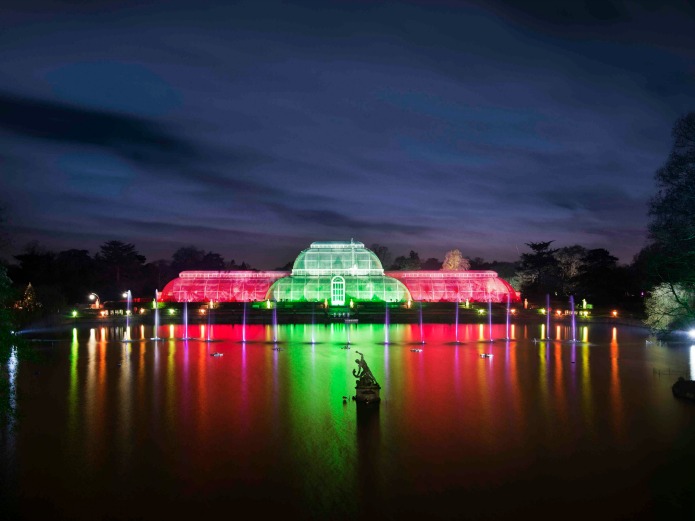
(158, 240), (520, 304)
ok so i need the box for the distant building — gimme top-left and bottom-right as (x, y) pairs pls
(159, 240), (520, 304)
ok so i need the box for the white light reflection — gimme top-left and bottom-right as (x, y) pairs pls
(690, 345), (695, 381)
(8, 345), (18, 415)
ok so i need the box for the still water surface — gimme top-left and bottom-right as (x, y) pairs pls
(2, 322), (695, 520)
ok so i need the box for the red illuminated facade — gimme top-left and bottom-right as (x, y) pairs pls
(160, 269), (519, 303)
(159, 241), (520, 304)
(159, 271), (288, 302)
(385, 271), (520, 303)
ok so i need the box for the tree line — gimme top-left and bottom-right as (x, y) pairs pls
(4, 241), (253, 316)
(3, 237), (644, 318)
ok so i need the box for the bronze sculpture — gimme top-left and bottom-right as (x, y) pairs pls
(353, 351), (381, 403)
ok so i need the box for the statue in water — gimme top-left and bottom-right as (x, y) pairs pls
(353, 351), (380, 388)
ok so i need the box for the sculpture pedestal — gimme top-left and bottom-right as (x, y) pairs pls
(355, 384), (381, 404)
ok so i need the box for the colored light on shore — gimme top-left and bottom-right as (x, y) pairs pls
(687, 329), (695, 339)
(71, 310), (78, 317)
(539, 308), (546, 315)
(612, 310), (618, 317)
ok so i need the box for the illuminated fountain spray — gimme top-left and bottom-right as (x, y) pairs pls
(124, 290), (132, 342)
(206, 300), (214, 342)
(455, 299), (460, 343)
(384, 302), (390, 345)
(178, 296), (194, 341)
(311, 302), (315, 344)
(151, 290), (163, 341)
(488, 298), (493, 342)
(505, 293), (511, 340)
(419, 301), (425, 344)
(570, 295), (577, 343)
(183, 301), (188, 339)
(242, 301), (247, 343)
(546, 294), (551, 340)
(272, 300), (278, 344)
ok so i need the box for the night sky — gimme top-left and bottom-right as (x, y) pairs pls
(1, 1), (693, 269)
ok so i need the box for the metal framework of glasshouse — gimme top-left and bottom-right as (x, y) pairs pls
(158, 240), (520, 304)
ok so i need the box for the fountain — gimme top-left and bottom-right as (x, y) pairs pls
(273, 300), (278, 344)
(419, 301), (425, 344)
(202, 300), (220, 343)
(242, 301), (247, 343)
(123, 290), (133, 343)
(311, 302), (316, 344)
(546, 294), (551, 340)
(487, 298), (493, 342)
(504, 293), (511, 340)
(569, 295), (577, 343)
(454, 299), (460, 343)
(150, 290), (163, 341)
(183, 301), (189, 339)
(178, 300), (194, 341)
(384, 302), (390, 345)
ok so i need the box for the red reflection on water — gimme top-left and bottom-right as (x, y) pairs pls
(610, 327), (624, 439)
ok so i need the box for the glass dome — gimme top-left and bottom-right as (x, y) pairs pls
(291, 240), (385, 277)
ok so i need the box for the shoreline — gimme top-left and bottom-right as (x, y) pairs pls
(17, 307), (649, 335)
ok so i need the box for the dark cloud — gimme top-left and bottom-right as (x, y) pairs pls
(0, 91), (197, 167)
(269, 205), (434, 236)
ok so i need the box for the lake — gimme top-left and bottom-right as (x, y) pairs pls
(2, 321), (695, 520)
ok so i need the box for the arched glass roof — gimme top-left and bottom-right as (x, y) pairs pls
(292, 240), (385, 277)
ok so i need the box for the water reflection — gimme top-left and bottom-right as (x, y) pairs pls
(6, 322), (695, 520)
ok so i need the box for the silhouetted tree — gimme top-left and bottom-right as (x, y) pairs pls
(468, 257), (487, 270)
(142, 259), (173, 295)
(370, 243), (392, 269)
(227, 260), (252, 270)
(171, 246), (226, 272)
(421, 257), (442, 270)
(95, 241), (146, 299)
(55, 249), (96, 304)
(519, 241), (560, 298)
(391, 250), (421, 270)
(575, 248), (621, 305)
(12, 242), (56, 287)
(201, 252), (225, 270)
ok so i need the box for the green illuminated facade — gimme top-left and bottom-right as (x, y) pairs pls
(268, 240), (410, 305)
